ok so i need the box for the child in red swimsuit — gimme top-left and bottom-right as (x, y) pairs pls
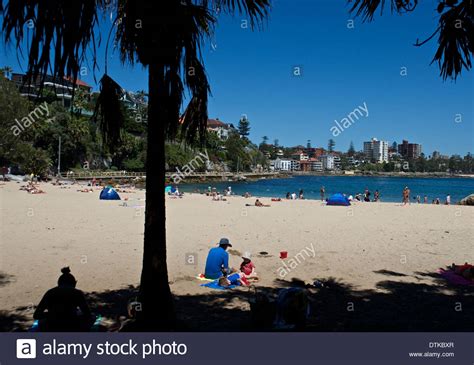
(240, 252), (258, 280)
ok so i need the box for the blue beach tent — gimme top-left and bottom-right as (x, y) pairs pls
(326, 193), (350, 206)
(99, 187), (121, 200)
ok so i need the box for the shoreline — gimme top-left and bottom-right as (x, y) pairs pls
(173, 172), (474, 184)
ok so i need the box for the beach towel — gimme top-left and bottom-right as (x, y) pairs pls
(201, 281), (237, 290)
(438, 268), (474, 287)
(200, 273), (242, 290)
(195, 274), (214, 282)
(29, 315), (102, 332)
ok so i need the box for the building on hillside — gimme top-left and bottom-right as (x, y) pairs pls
(310, 158), (323, 171)
(11, 72), (92, 108)
(291, 150), (309, 161)
(271, 158), (292, 171)
(120, 90), (147, 112)
(306, 147), (325, 159)
(290, 160), (300, 171)
(206, 118), (236, 141)
(299, 160), (312, 172)
(321, 155), (335, 170)
(431, 151), (449, 160)
(398, 140), (422, 159)
(348, 156), (360, 167)
(388, 150), (399, 160)
(315, 148), (325, 158)
(363, 138), (389, 163)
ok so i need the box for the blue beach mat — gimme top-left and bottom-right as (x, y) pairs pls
(201, 281), (237, 290)
(200, 273), (241, 290)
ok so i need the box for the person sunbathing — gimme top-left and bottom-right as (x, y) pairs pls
(78, 188), (93, 193)
(24, 182), (45, 194)
(212, 193), (226, 201)
(255, 199), (270, 207)
(451, 263), (474, 280)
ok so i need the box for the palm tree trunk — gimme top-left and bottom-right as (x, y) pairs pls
(137, 63), (175, 330)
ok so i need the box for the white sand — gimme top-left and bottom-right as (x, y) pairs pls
(1, 181), (473, 319)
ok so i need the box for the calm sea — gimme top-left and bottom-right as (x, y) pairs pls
(178, 176), (474, 203)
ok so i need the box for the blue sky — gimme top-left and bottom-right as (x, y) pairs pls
(1, 0), (472, 155)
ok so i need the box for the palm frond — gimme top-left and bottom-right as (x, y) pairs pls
(348, 0), (417, 22)
(180, 56), (210, 145)
(1, 0), (105, 95)
(349, 0), (472, 80)
(200, 0), (270, 28)
(431, 2), (473, 80)
(115, 0), (215, 145)
(92, 74), (124, 150)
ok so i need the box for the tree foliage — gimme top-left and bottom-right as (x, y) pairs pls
(349, 0), (473, 80)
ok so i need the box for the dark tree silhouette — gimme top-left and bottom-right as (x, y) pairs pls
(1, 0), (270, 330)
(328, 138), (335, 153)
(349, 0), (473, 80)
(348, 141), (355, 156)
(237, 115), (250, 139)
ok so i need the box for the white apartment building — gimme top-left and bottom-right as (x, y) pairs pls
(290, 160), (300, 171)
(364, 138), (389, 163)
(311, 160), (323, 171)
(272, 158), (292, 171)
(321, 155), (335, 170)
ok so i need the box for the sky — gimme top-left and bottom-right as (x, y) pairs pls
(1, 0), (473, 156)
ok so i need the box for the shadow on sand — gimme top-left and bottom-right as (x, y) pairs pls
(2, 269), (472, 331)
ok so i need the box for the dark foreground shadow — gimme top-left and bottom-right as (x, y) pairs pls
(2, 270), (472, 331)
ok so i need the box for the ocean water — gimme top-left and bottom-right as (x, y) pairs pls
(179, 176), (474, 203)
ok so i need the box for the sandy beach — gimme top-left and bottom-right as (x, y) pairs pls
(1, 181), (473, 331)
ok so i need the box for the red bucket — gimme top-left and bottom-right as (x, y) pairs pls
(280, 251), (288, 259)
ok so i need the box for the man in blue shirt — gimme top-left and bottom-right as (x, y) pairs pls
(204, 238), (232, 279)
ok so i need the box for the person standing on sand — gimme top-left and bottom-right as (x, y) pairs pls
(299, 189), (304, 199)
(320, 186), (325, 201)
(1, 166), (8, 181)
(424, 195), (428, 204)
(374, 190), (380, 202)
(402, 186), (410, 205)
(446, 194), (451, 205)
(364, 188), (371, 202)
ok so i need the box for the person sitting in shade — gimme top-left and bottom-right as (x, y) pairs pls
(204, 238), (233, 279)
(34, 267), (93, 331)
